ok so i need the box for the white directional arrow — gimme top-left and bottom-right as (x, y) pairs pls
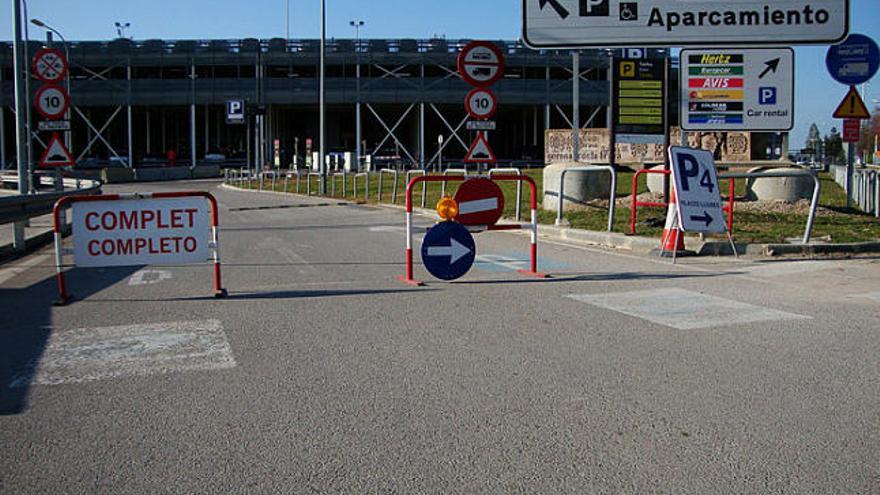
(426, 238), (472, 264)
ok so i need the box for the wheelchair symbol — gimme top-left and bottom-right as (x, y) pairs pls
(619, 2), (638, 21)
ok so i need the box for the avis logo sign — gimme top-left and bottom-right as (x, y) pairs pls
(579, 0), (609, 17)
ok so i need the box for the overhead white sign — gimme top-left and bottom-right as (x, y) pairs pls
(72, 197), (211, 267)
(669, 147), (727, 234)
(522, 0), (849, 48)
(680, 48), (794, 131)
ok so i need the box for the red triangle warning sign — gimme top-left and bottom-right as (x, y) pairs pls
(833, 86), (871, 120)
(464, 132), (496, 164)
(39, 133), (75, 167)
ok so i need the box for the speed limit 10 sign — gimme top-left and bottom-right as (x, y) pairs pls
(34, 84), (70, 120)
(465, 88), (497, 120)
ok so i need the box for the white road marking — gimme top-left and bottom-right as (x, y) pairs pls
(568, 288), (810, 330)
(0, 255), (49, 285)
(476, 254), (529, 272)
(852, 292), (880, 302)
(8, 320), (236, 388)
(736, 260), (846, 278)
(128, 269), (173, 286)
(368, 226), (405, 233)
(258, 237), (317, 274)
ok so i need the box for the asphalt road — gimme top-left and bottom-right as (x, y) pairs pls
(1, 179), (878, 493)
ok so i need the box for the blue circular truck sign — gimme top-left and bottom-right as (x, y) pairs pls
(421, 221), (476, 281)
(826, 34), (880, 86)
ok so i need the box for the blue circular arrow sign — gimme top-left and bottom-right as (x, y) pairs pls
(826, 34), (880, 86)
(421, 221), (476, 281)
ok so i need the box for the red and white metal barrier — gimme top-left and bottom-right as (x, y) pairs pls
(397, 174), (547, 286)
(630, 169), (735, 236)
(52, 191), (227, 305)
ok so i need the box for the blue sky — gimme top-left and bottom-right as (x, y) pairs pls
(3, 0), (878, 148)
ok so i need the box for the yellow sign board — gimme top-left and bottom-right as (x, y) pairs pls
(619, 98), (663, 108)
(619, 80), (663, 90)
(833, 86), (871, 120)
(619, 116), (663, 125)
(619, 107), (663, 116)
(688, 89), (744, 101)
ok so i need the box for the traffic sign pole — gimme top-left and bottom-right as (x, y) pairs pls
(846, 142), (855, 209)
(826, 34), (879, 208)
(11, 0), (29, 250)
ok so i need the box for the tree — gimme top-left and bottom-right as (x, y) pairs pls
(824, 127), (844, 164)
(858, 107), (880, 164)
(805, 122), (822, 160)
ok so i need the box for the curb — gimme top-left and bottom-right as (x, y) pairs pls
(0, 224), (70, 264)
(221, 184), (880, 258)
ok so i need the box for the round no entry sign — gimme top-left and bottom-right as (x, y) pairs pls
(457, 41), (505, 88)
(453, 178), (505, 227)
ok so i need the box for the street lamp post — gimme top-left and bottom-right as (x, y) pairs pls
(11, 0), (29, 250)
(319, 0), (326, 194)
(350, 20), (364, 172)
(114, 21), (130, 39)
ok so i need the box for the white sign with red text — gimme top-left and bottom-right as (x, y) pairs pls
(72, 197), (211, 267)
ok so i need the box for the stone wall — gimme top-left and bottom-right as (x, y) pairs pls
(546, 128), (752, 165)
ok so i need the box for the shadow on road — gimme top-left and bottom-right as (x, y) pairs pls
(84, 288), (438, 303)
(0, 266), (140, 415)
(223, 223), (402, 232)
(455, 271), (738, 285)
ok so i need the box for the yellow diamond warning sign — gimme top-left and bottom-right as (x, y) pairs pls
(833, 86), (871, 120)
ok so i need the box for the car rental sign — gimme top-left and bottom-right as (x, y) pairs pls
(72, 197), (211, 267)
(522, 0), (849, 48)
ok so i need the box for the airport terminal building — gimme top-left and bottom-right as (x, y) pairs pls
(1, 38), (783, 170)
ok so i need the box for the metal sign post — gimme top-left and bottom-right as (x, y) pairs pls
(459, 41), (505, 169)
(827, 33), (878, 208)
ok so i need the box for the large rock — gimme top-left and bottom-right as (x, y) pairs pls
(192, 165), (221, 179)
(645, 165), (667, 193)
(746, 167), (813, 201)
(542, 162), (612, 212)
(101, 167), (135, 183)
(134, 168), (165, 182)
(164, 166), (192, 180)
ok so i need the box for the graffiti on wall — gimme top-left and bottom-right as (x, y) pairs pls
(546, 128), (752, 164)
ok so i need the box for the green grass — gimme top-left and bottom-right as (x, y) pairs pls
(234, 168), (880, 244)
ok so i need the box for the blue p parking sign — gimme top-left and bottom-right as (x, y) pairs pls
(226, 99), (245, 124)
